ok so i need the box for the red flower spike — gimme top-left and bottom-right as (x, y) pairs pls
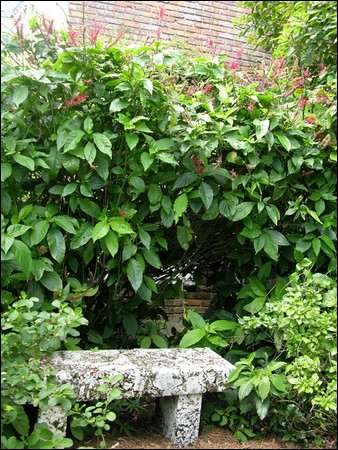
(64, 93), (88, 108)
(298, 96), (308, 108)
(228, 61), (240, 70)
(202, 84), (213, 94)
(305, 115), (316, 124)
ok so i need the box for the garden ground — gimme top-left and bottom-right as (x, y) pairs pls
(79, 425), (337, 449)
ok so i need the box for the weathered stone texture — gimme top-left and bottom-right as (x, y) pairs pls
(49, 348), (233, 400)
(40, 348), (234, 447)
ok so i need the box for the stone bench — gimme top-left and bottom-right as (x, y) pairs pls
(39, 348), (233, 448)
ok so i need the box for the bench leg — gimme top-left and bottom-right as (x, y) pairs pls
(160, 394), (202, 448)
(38, 406), (67, 435)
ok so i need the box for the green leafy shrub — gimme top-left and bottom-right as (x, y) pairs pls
(69, 374), (122, 447)
(1, 12), (337, 447)
(1, 295), (87, 449)
(219, 260), (337, 444)
(239, 1), (337, 72)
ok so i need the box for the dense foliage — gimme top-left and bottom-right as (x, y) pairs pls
(239, 1), (337, 73)
(1, 4), (337, 447)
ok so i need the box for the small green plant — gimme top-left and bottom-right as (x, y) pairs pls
(1, 295), (87, 449)
(178, 310), (238, 349)
(227, 352), (288, 420)
(137, 320), (168, 348)
(69, 374), (123, 448)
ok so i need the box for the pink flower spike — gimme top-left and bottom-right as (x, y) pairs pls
(88, 22), (105, 45)
(207, 38), (215, 49)
(156, 27), (161, 40)
(303, 68), (311, 78)
(228, 61), (240, 70)
(68, 30), (78, 46)
(159, 5), (166, 20)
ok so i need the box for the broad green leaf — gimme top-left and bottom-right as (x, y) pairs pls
(13, 154), (35, 171)
(47, 228), (65, 263)
(1, 163), (12, 181)
(179, 328), (206, 348)
(257, 377), (270, 400)
(312, 237), (321, 256)
(156, 152), (178, 165)
(232, 202), (255, 221)
(13, 407), (30, 436)
(105, 230), (119, 258)
(7, 224), (31, 238)
(267, 230), (289, 246)
(84, 116), (93, 134)
(70, 224), (93, 249)
(53, 215), (77, 234)
(177, 225), (192, 250)
(153, 138), (175, 151)
(127, 257), (144, 291)
(174, 193), (188, 221)
(142, 248), (161, 269)
(140, 336), (151, 348)
(122, 241), (137, 261)
(31, 220), (49, 245)
(144, 79), (153, 94)
(92, 221), (110, 242)
(126, 133), (139, 150)
(110, 217), (134, 235)
(307, 208), (323, 224)
(40, 271), (62, 292)
(147, 184), (162, 204)
(129, 176), (145, 193)
(109, 98), (128, 113)
(320, 234), (336, 252)
(255, 398), (270, 420)
(210, 320), (238, 332)
(263, 234), (279, 261)
(138, 228), (151, 249)
(266, 205), (280, 225)
(271, 374), (287, 392)
(255, 119), (270, 139)
(78, 198), (100, 218)
(13, 85), (28, 106)
(13, 240), (32, 275)
(199, 182), (214, 209)
(84, 142), (96, 164)
(62, 183), (77, 197)
(63, 130), (85, 152)
(93, 133), (112, 158)
(238, 381), (253, 400)
(187, 310), (206, 328)
(151, 335), (168, 348)
(173, 172), (198, 189)
(275, 132), (291, 151)
(140, 152), (153, 171)
(2, 234), (14, 254)
(243, 296), (266, 314)
(219, 199), (237, 219)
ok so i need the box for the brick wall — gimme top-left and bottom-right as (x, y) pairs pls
(68, 1), (268, 68)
